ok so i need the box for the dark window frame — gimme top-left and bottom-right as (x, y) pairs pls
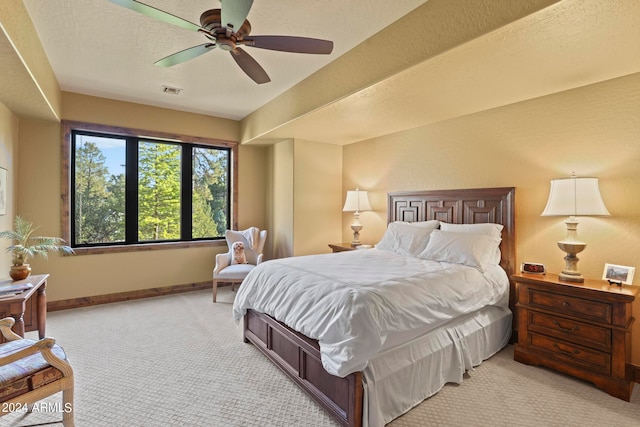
(62, 120), (238, 255)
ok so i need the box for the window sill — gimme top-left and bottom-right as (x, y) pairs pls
(70, 239), (226, 256)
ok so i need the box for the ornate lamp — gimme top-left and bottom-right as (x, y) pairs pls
(343, 188), (372, 246)
(541, 173), (610, 282)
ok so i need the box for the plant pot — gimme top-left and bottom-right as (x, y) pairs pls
(10, 264), (31, 281)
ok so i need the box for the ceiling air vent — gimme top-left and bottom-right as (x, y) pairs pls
(162, 85), (182, 95)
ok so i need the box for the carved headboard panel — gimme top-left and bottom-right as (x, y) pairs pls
(388, 187), (516, 279)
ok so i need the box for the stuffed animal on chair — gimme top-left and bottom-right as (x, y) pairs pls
(212, 228), (267, 302)
(231, 241), (247, 264)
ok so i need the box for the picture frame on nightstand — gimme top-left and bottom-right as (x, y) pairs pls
(602, 263), (635, 285)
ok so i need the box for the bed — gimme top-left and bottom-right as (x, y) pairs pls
(233, 187), (516, 427)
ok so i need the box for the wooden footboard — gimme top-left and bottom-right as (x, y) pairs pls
(244, 309), (363, 427)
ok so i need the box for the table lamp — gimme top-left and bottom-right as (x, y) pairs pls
(343, 188), (372, 246)
(541, 173), (610, 282)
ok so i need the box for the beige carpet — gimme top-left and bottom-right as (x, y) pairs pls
(3, 288), (639, 427)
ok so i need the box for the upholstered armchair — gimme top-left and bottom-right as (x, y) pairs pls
(213, 228), (267, 302)
(0, 317), (74, 426)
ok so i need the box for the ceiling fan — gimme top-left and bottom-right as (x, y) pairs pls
(108, 0), (334, 84)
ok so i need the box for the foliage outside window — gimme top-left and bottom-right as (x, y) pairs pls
(62, 121), (237, 252)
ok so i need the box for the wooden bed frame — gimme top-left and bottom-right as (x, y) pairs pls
(243, 187), (516, 427)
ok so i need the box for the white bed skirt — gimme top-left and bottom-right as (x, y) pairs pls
(362, 305), (512, 427)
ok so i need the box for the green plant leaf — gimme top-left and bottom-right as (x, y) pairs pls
(0, 216), (74, 266)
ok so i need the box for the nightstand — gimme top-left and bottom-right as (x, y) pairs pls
(328, 243), (356, 253)
(512, 272), (637, 401)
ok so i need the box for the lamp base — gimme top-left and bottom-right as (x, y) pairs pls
(559, 270), (584, 283)
(557, 241), (587, 283)
(350, 224), (362, 246)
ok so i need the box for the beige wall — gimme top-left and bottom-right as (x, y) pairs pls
(268, 140), (294, 258)
(266, 139), (342, 258)
(343, 72), (640, 363)
(238, 144), (269, 239)
(16, 93), (268, 302)
(0, 102), (18, 269)
(292, 139), (342, 256)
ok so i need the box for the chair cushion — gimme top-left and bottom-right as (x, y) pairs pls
(0, 339), (67, 401)
(214, 263), (255, 280)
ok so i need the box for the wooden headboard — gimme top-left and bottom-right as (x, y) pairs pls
(387, 187), (516, 279)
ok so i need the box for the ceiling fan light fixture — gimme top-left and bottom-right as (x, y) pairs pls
(161, 85), (182, 95)
(216, 39), (236, 51)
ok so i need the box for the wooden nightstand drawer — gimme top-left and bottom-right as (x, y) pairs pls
(527, 288), (612, 324)
(528, 311), (611, 352)
(529, 333), (611, 374)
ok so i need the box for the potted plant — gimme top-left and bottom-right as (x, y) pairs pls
(0, 216), (74, 280)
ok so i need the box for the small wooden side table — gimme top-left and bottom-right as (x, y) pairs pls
(0, 274), (49, 343)
(328, 243), (357, 253)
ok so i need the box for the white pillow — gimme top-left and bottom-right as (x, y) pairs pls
(439, 222), (503, 239)
(439, 222), (503, 266)
(375, 220), (439, 257)
(418, 230), (498, 271)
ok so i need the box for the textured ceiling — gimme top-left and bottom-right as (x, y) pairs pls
(17, 0), (640, 146)
(22, 0), (428, 120)
(257, 0), (640, 145)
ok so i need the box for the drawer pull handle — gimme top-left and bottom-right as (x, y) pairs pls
(553, 343), (580, 355)
(562, 301), (570, 307)
(553, 321), (580, 333)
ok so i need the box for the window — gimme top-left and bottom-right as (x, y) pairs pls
(63, 121), (237, 251)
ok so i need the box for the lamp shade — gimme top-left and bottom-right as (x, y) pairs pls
(343, 189), (372, 212)
(541, 176), (610, 217)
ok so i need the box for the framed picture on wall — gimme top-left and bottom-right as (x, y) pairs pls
(602, 263), (635, 285)
(0, 167), (6, 215)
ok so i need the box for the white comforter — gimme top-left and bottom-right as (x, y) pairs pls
(232, 249), (509, 377)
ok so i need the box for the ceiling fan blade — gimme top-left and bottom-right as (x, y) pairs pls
(221, 0), (253, 34)
(108, 0), (202, 32)
(244, 36), (334, 54)
(155, 44), (215, 67)
(230, 48), (270, 84)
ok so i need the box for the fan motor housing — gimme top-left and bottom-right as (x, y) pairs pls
(200, 9), (251, 37)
